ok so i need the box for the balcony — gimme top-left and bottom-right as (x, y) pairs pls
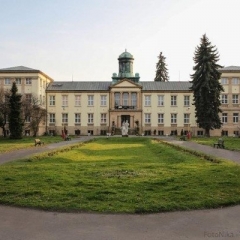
(115, 105), (136, 110)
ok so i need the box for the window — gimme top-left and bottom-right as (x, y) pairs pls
(131, 92), (137, 107)
(158, 113), (164, 124)
(4, 78), (11, 85)
(25, 94), (32, 103)
(101, 113), (107, 123)
(197, 131), (204, 136)
(15, 78), (21, 84)
(233, 113), (239, 123)
(75, 129), (81, 135)
(221, 78), (228, 84)
(62, 113), (68, 123)
(75, 113), (81, 123)
(232, 78), (240, 85)
(158, 130), (164, 136)
(88, 95), (94, 106)
(62, 95), (68, 107)
(75, 95), (81, 106)
(26, 78), (32, 85)
(123, 93), (129, 106)
(88, 113), (94, 124)
(234, 131), (239, 136)
(49, 96), (55, 106)
(101, 95), (107, 106)
(49, 113), (55, 123)
(232, 94), (239, 104)
(221, 94), (228, 104)
(145, 95), (151, 106)
(114, 92), (120, 106)
(184, 96), (190, 106)
(88, 130), (94, 135)
(100, 130), (107, 135)
(222, 113), (228, 123)
(25, 116), (31, 123)
(171, 113), (177, 124)
(184, 113), (190, 124)
(158, 95), (164, 106)
(171, 96), (177, 106)
(222, 131), (228, 136)
(145, 113), (151, 123)
(42, 96), (45, 105)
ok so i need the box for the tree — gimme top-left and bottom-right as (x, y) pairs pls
(8, 82), (23, 139)
(190, 34), (224, 137)
(154, 52), (169, 82)
(0, 88), (10, 137)
(22, 95), (47, 137)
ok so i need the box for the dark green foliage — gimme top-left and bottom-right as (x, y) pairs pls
(154, 52), (169, 82)
(190, 34), (224, 136)
(8, 82), (23, 139)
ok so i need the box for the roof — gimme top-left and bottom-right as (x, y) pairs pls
(0, 66), (54, 81)
(119, 50), (133, 59)
(219, 66), (240, 72)
(47, 81), (192, 92)
(0, 66), (38, 71)
(47, 82), (111, 91)
(140, 81), (192, 91)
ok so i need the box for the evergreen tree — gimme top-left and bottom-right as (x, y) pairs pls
(9, 82), (23, 139)
(154, 52), (169, 82)
(190, 34), (224, 137)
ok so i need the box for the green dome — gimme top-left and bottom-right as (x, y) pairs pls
(119, 50), (133, 59)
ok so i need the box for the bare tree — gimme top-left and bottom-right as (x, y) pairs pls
(0, 88), (10, 137)
(22, 94), (47, 137)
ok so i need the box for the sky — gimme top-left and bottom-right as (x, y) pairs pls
(0, 0), (240, 82)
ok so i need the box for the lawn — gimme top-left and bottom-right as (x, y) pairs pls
(0, 137), (240, 213)
(191, 136), (240, 151)
(0, 136), (63, 153)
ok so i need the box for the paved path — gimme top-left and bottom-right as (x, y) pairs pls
(0, 136), (93, 164)
(164, 138), (240, 164)
(0, 136), (240, 240)
(1, 205), (240, 240)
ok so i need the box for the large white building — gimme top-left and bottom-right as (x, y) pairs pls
(0, 51), (240, 137)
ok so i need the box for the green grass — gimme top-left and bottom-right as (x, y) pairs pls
(0, 137), (240, 213)
(0, 136), (63, 153)
(191, 136), (240, 151)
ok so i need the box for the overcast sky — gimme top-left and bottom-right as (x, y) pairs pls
(1, 0), (239, 82)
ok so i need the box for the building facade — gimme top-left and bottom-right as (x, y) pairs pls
(0, 66), (53, 135)
(0, 52), (240, 137)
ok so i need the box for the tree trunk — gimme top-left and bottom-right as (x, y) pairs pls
(205, 129), (210, 137)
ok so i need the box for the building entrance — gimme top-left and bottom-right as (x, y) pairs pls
(121, 115), (130, 126)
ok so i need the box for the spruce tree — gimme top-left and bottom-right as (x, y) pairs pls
(154, 52), (169, 82)
(190, 34), (224, 137)
(9, 82), (23, 139)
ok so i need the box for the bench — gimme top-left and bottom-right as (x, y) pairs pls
(179, 135), (186, 141)
(213, 139), (225, 148)
(34, 139), (44, 146)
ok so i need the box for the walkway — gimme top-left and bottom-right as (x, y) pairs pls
(0, 136), (240, 240)
(164, 137), (240, 164)
(0, 136), (93, 165)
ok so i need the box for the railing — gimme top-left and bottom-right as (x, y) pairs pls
(115, 105), (136, 110)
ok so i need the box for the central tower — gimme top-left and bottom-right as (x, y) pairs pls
(112, 50), (140, 84)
